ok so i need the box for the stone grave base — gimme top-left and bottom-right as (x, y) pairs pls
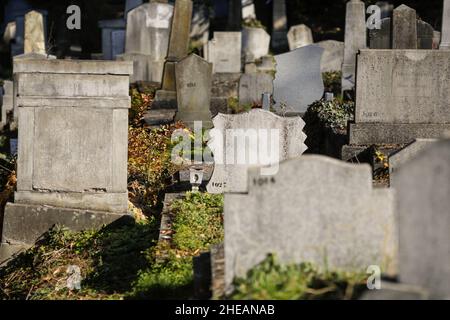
(0, 202), (129, 263)
(144, 108), (176, 128)
(152, 89), (177, 109)
(349, 123), (450, 145)
(359, 282), (430, 300)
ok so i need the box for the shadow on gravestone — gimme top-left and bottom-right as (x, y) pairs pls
(273, 45), (324, 115)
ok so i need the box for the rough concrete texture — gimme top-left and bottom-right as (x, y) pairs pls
(224, 155), (397, 292)
(393, 140), (450, 299)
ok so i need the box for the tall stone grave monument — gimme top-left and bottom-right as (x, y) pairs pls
(271, 0), (288, 51)
(154, 0), (193, 109)
(348, 49), (450, 145)
(174, 54), (213, 129)
(393, 140), (450, 299)
(206, 109), (307, 194)
(0, 59), (133, 262)
(224, 156), (397, 292)
(441, 0), (450, 49)
(118, 2), (173, 83)
(24, 10), (46, 55)
(342, 0), (366, 93)
(392, 5), (417, 49)
(273, 45), (324, 115)
(287, 24), (314, 50)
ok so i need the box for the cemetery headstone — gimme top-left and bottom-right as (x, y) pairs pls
(369, 17), (391, 49)
(174, 54), (213, 129)
(393, 140), (450, 298)
(238, 73), (273, 106)
(441, 0), (450, 49)
(0, 59), (133, 261)
(206, 109), (307, 194)
(287, 24), (314, 50)
(98, 19), (126, 60)
(242, 0), (256, 20)
(342, 0), (366, 92)
(242, 27), (271, 62)
(389, 139), (439, 185)
(111, 29), (126, 59)
(24, 10), (46, 55)
(118, 2), (173, 83)
(316, 40), (344, 72)
(155, 0), (193, 109)
(272, 0), (288, 50)
(273, 45), (324, 115)
(206, 32), (242, 73)
(224, 155), (397, 291)
(417, 20), (434, 49)
(392, 5), (417, 49)
(349, 49), (450, 145)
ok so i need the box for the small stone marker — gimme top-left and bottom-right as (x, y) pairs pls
(175, 54), (213, 129)
(342, 0), (367, 92)
(316, 40), (344, 72)
(273, 45), (324, 115)
(206, 109), (307, 194)
(392, 5), (417, 49)
(206, 32), (242, 73)
(349, 49), (450, 145)
(393, 140), (450, 299)
(224, 155), (397, 291)
(242, 27), (271, 62)
(389, 139), (439, 185)
(24, 10), (46, 55)
(287, 24), (313, 50)
(238, 73), (273, 106)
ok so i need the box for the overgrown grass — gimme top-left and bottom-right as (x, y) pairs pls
(130, 192), (224, 299)
(229, 254), (368, 300)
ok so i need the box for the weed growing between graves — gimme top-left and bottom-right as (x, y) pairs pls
(129, 192), (224, 299)
(0, 218), (160, 300)
(322, 71), (342, 96)
(229, 254), (367, 300)
(227, 97), (255, 114)
(129, 88), (152, 126)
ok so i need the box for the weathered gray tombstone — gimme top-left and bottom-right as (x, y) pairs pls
(206, 109), (307, 194)
(273, 45), (324, 115)
(392, 5), (417, 49)
(242, 27), (271, 62)
(271, 0), (288, 50)
(0, 59), (133, 262)
(287, 24), (314, 50)
(417, 20), (434, 49)
(238, 73), (273, 106)
(389, 139), (439, 185)
(206, 32), (242, 73)
(349, 50), (450, 145)
(174, 54), (213, 129)
(118, 2), (173, 83)
(1, 81), (14, 130)
(440, 0), (450, 49)
(342, 0), (367, 92)
(224, 155), (397, 292)
(154, 0), (193, 109)
(316, 40), (344, 72)
(24, 10), (46, 55)
(369, 18), (391, 49)
(393, 140), (450, 299)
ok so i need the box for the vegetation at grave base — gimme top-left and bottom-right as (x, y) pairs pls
(130, 192), (224, 299)
(322, 71), (342, 97)
(242, 19), (267, 30)
(128, 123), (186, 211)
(373, 149), (390, 183)
(229, 254), (368, 300)
(129, 88), (152, 127)
(0, 219), (160, 300)
(227, 97), (254, 114)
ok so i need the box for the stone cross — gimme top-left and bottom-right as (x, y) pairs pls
(342, 0), (366, 93)
(24, 10), (46, 55)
